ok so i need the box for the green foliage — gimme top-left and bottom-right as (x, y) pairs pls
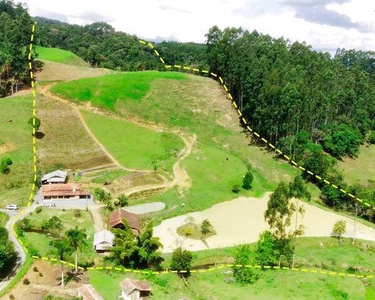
(110, 221), (163, 270)
(368, 131), (375, 144)
(73, 209), (81, 218)
(117, 194), (128, 207)
(242, 169), (254, 190)
(201, 219), (213, 236)
(232, 245), (259, 284)
(264, 182), (305, 263)
(331, 220), (346, 243)
(170, 247), (193, 277)
(0, 227), (16, 274)
(0, 157), (12, 174)
(323, 123), (363, 158)
(35, 206), (42, 213)
(289, 176), (311, 200)
(0, 1), (33, 97)
(256, 231), (278, 267)
(28, 117), (41, 131)
(65, 226), (87, 272)
(41, 216), (64, 236)
(232, 184), (240, 194)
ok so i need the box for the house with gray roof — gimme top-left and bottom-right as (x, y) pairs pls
(41, 170), (67, 185)
(93, 229), (115, 252)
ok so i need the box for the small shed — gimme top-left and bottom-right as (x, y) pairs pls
(119, 278), (152, 300)
(41, 170), (67, 185)
(109, 209), (140, 235)
(77, 284), (104, 300)
(93, 229), (115, 252)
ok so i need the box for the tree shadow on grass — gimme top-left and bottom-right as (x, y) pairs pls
(35, 132), (45, 139)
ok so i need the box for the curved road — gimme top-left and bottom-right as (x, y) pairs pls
(0, 203), (37, 292)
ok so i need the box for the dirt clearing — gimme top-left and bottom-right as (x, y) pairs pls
(154, 193), (375, 252)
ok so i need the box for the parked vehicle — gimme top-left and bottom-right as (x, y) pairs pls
(5, 204), (19, 210)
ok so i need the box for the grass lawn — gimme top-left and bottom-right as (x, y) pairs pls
(51, 71), (188, 110)
(89, 265), (370, 300)
(90, 169), (130, 183)
(22, 209), (96, 261)
(0, 95), (33, 207)
(0, 212), (9, 226)
(36, 46), (88, 67)
(81, 110), (184, 171)
(338, 143), (375, 185)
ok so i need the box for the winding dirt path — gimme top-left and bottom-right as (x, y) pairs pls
(38, 83), (196, 196)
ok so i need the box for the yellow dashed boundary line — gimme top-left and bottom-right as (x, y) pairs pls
(28, 22), (38, 208)
(139, 40), (375, 211)
(31, 256), (374, 279)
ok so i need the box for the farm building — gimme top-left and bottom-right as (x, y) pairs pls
(41, 170), (67, 185)
(77, 284), (104, 300)
(93, 229), (115, 252)
(119, 278), (152, 300)
(109, 209), (140, 235)
(41, 183), (91, 200)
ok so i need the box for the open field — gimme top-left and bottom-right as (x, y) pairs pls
(37, 94), (112, 171)
(36, 46), (89, 67)
(0, 95), (33, 207)
(0, 212), (8, 226)
(81, 110), (184, 171)
(51, 71), (188, 110)
(338, 143), (375, 185)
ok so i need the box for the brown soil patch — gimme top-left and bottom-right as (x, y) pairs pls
(0, 142), (12, 155)
(1, 260), (89, 300)
(36, 60), (109, 82)
(36, 93), (112, 171)
(108, 172), (165, 195)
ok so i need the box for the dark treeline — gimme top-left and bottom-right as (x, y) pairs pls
(0, 0), (32, 97)
(34, 17), (209, 72)
(206, 26), (375, 161)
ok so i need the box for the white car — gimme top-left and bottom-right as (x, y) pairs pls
(5, 204), (19, 210)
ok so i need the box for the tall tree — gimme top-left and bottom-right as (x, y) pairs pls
(49, 239), (73, 287)
(65, 226), (87, 273)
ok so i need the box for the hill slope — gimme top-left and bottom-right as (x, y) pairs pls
(36, 46), (88, 66)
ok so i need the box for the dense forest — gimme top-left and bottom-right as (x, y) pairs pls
(34, 17), (209, 71)
(206, 26), (375, 161)
(0, 0), (32, 97)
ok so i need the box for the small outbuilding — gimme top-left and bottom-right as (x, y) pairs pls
(41, 170), (67, 185)
(93, 229), (115, 252)
(109, 209), (140, 235)
(77, 284), (104, 300)
(119, 278), (152, 300)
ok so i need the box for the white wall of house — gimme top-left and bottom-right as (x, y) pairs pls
(121, 290), (140, 300)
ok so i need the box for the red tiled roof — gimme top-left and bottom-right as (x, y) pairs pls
(42, 183), (91, 197)
(119, 278), (151, 295)
(109, 208), (139, 231)
(77, 284), (104, 300)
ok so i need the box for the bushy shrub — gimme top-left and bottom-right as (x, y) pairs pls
(22, 278), (30, 285)
(35, 207), (42, 214)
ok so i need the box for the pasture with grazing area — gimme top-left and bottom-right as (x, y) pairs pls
(0, 95), (33, 207)
(36, 46), (89, 67)
(81, 110), (184, 172)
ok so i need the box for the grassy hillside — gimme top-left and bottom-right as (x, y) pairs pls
(81, 110), (184, 171)
(338, 144), (375, 185)
(51, 71), (318, 219)
(51, 71), (188, 110)
(36, 46), (88, 67)
(0, 95), (33, 207)
(89, 237), (375, 300)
